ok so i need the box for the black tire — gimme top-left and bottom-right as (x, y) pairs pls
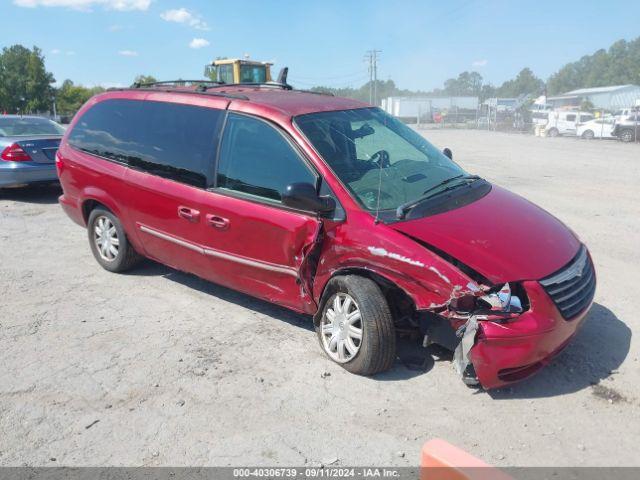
(581, 130), (594, 140)
(620, 129), (634, 142)
(316, 275), (396, 375)
(87, 207), (141, 273)
(547, 127), (559, 137)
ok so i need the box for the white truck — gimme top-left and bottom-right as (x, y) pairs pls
(545, 111), (594, 137)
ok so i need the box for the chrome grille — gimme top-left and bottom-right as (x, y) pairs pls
(539, 246), (595, 320)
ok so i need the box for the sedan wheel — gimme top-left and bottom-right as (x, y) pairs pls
(320, 292), (363, 363)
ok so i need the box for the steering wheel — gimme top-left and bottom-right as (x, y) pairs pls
(370, 150), (391, 168)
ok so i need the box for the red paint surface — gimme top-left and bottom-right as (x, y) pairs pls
(57, 88), (594, 389)
(391, 185), (581, 283)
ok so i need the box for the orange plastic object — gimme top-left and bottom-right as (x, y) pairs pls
(420, 439), (513, 480)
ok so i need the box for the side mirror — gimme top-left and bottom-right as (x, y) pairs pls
(282, 182), (336, 215)
(443, 147), (453, 160)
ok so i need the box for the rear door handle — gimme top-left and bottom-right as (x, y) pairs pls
(178, 206), (200, 222)
(206, 214), (230, 230)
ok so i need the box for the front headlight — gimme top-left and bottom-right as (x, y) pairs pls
(478, 283), (523, 313)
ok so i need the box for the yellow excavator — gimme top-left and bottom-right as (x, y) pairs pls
(204, 58), (288, 85)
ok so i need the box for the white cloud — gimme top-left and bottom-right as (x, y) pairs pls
(472, 59), (488, 67)
(189, 38), (209, 49)
(118, 50), (138, 56)
(161, 8), (208, 30)
(50, 48), (61, 54)
(13, 0), (151, 11)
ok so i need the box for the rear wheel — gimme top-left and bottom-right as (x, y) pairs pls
(581, 130), (594, 140)
(316, 275), (396, 375)
(547, 127), (559, 137)
(87, 207), (141, 272)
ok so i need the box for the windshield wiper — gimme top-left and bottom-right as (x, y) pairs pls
(396, 174), (480, 219)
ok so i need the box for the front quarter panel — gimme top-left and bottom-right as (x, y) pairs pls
(314, 211), (481, 311)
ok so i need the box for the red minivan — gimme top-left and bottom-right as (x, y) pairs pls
(56, 83), (595, 389)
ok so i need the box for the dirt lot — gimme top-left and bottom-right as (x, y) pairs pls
(1, 130), (639, 467)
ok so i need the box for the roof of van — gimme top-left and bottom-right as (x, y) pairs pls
(225, 87), (370, 116)
(121, 84), (370, 117)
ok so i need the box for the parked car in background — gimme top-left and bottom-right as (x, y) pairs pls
(612, 115), (640, 142)
(576, 117), (616, 139)
(0, 115), (65, 188)
(56, 84), (595, 389)
(546, 111), (594, 137)
(612, 107), (639, 122)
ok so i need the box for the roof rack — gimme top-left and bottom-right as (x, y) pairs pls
(123, 76), (334, 99)
(131, 79), (223, 91)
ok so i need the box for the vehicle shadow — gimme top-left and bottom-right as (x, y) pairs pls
(0, 183), (61, 204)
(127, 259), (438, 379)
(488, 303), (631, 399)
(128, 259), (314, 332)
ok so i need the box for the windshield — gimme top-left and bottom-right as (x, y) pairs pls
(295, 108), (466, 212)
(0, 117), (65, 137)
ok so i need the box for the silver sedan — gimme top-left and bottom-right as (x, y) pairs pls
(0, 115), (65, 188)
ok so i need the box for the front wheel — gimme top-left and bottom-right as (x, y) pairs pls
(316, 275), (396, 375)
(620, 129), (634, 142)
(547, 127), (559, 137)
(87, 207), (141, 273)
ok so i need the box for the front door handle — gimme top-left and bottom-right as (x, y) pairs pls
(178, 206), (200, 222)
(206, 214), (230, 230)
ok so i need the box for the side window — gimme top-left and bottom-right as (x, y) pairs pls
(218, 64), (235, 84)
(217, 113), (316, 202)
(131, 101), (224, 188)
(566, 114), (576, 122)
(68, 99), (140, 164)
(68, 99), (224, 188)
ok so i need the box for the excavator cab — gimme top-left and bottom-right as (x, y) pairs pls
(205, 59), (273, 85)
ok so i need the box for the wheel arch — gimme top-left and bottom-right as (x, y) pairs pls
(313, 267), (417, 326)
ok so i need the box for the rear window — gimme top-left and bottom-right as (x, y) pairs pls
(0, 117), (64, 137)
(68, 99), (224, 188)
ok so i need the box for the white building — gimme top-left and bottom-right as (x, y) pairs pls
(381, 96), (479, 121)
(548, 85), (640, 111)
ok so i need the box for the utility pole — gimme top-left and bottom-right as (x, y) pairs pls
(365, 49), (382, 105)
(365, 49), (382, 106)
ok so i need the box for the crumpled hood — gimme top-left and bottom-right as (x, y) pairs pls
(390, 185), (580, 284)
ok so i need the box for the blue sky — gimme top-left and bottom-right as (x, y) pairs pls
(1, 0), (639, 90)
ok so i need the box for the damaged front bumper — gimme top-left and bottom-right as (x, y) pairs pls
(458, 280), (590, 389)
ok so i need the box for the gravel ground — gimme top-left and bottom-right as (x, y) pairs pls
(0, 130), (638, 467)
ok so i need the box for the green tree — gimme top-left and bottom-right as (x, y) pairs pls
(496, 68), (544, 97)
(134, 74), (157, 85)
(55, 79), (104, 116)
(0, 44), (55, 113)
(547, 37), (640, 94)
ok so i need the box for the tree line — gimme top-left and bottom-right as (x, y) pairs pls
(1, 36), (639, 116)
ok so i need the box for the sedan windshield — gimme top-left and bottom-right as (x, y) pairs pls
(0, 117), (65, 137)
(295, 108), (466, 212)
